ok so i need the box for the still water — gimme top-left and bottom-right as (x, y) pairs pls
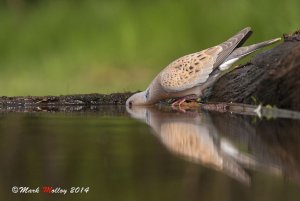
(0, 105), (299, 201)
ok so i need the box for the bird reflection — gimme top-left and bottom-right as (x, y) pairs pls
(126, 106), (264, 185)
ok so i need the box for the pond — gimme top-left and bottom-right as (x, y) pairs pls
(0, 105), (299, 201)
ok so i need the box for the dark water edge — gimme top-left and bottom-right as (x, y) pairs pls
(0, 105), (299, 201)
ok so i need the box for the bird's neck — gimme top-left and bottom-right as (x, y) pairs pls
(144, 77), (165, 105)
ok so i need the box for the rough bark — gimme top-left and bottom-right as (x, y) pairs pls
(0, 92), (136, 113)
(0, 30), (300, 111)
(0, 92), (133, 106)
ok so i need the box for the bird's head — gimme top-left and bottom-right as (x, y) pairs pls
(126, 91), (147, 107)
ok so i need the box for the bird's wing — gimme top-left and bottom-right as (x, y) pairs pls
(159, 27), (252, 92)
(213, 27), (252, 68)
(159, 46), (221, 92)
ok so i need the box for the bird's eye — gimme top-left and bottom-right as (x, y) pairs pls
(128, 101), (133, 108)
(145, 89), (150, 99)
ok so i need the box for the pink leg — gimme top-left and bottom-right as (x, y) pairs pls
(171, 98), (186, 107)
(171, 95), (198, 112)
(171, 95), (198, 107)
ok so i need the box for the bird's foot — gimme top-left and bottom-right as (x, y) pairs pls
(171, 95), (198, 106)
(171, 98), (186, 107)
(171, 95), (198, 112)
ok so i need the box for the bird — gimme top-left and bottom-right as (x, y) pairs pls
(126, 27), (281, 107)
(126, 105), (259, 185)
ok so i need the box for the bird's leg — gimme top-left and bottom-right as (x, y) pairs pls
(171, 98), (186, 107)
(171, 94), (198, 107)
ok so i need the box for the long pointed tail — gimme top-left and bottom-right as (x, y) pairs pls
(201, 37), (281, 98)
(224, 37), (281, 63)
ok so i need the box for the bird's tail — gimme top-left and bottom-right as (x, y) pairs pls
(224, 37), (281, 63)
(200, 37), (281, 99)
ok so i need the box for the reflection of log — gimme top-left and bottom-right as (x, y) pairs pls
(210, 112), (300, 185)
(0, 31), (300, 111)
(208, 31), (300, 110)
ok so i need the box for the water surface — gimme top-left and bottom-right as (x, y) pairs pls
(0, 106), (299, 201)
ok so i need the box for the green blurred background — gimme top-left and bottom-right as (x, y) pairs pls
(0, 0), (299, 96)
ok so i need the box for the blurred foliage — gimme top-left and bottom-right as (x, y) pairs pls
(0, 0), (299, 95)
